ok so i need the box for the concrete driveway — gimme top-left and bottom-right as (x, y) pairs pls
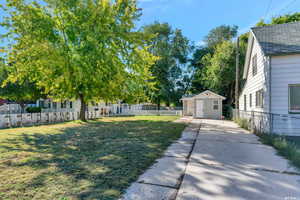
(122, 119), (300, 200)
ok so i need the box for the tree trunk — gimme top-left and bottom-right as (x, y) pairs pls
(166, 99), (170, 107)
(79, 94), (87, 121)
(18, 101), (26, 113)
(157, 98), (161, 111)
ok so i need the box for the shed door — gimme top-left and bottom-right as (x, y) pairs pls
(196, 100), (204, 118)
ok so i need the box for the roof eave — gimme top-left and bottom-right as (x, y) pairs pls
(266, 52), (300, 57)
(242, 32), (254, 79)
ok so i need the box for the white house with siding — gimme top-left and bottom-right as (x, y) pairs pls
(239, 22), (300, 135)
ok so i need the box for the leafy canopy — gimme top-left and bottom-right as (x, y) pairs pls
(204, 25), (238, 48)
(0, 63), (42, 105)
(1, 0), (157, 106)
(257, 12), (300, 26)
(202, 41), (236, 96)
(142, 22), (191, 106)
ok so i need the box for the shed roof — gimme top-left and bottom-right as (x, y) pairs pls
(181, 90), (226, 100)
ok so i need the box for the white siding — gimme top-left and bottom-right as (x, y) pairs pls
(271, 54), (300, 115)
(194, 98), (222, 119)
(239, 37), (270, 112)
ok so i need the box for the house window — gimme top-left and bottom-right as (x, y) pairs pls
(53, 102), (57, 109)
(61, 101), (67, 109)
(70, 101), (73, 109)
(39, 100), (45, 108)
(252, 54), (257, 76)
(289, 84), (300, 113)
(249, 93), (252, 107)
(244, 95), (247, 111)
(213, 100), (219, 110)
(256, 89), (264, 108)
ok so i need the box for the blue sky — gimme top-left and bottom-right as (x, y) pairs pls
(137, 0), (300, 45)
(0, 0), (300, 46)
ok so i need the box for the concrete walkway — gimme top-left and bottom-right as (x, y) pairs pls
(121, 119), (300, 200)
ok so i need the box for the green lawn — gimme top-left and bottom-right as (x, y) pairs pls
(0, 116), (186, 200)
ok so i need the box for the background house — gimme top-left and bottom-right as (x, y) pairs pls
(238, 22), (300, 135)
(36, 99), (111, 113)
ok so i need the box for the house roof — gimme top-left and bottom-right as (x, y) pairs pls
(251, 21), (300, 56)
(243, 21), (300, 79)
(181, 90), (226, 100)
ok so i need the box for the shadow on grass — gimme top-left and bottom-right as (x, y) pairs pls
(0, 119), (186, 200)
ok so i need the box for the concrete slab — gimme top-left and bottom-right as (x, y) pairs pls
(176, 131), (198, 143)
(191, 135), (299, 173)
(197, 130), (260, 144)
(138, 156), (187, 188)
(176, 162), (300, 200)
(164, 142), (193, 158)
(121, 183), (177, 200)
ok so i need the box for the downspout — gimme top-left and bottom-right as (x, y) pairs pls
(269, 56), (272, 133)
(269, 56), (272, 114)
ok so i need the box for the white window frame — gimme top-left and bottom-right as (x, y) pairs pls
(61, 101), (67, 109)
(288, 84), (300, 113)
(213, 100), (219, 110)
(244, 95), (247, 111)
(252, 54), (257, 76)
(53, 102), (57, 109)
(256, 89), (264, 108)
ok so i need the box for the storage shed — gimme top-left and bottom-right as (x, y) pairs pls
(181, 90), (226, 119)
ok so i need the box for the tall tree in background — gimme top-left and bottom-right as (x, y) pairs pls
(189, 46), (211, 93)
(190, 25), (238, 95)
(143, 22), (191, 108)
(1, 0), (156, 121)
(201, 41), (236, 103)
(204, 25), (238, 48)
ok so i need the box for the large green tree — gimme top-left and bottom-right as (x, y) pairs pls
(190, 25), (239, 94)
(142, 22), (191, 107)
(201, 41), (236, 103)
(204, 25), (238, 48)
(1, 0), (156, 120)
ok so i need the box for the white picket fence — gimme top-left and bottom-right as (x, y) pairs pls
(0, 106), (182, 129)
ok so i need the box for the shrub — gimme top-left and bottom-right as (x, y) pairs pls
(234, 117), (250, 130)
(26, 107), (42, 113)
(223, 104), (233, 119)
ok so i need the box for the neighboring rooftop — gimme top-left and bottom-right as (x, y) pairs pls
(251, 21), (300, 56)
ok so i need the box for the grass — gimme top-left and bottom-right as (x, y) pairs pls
(259, 134), (300, 170)
(0, 116), (186, 200)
